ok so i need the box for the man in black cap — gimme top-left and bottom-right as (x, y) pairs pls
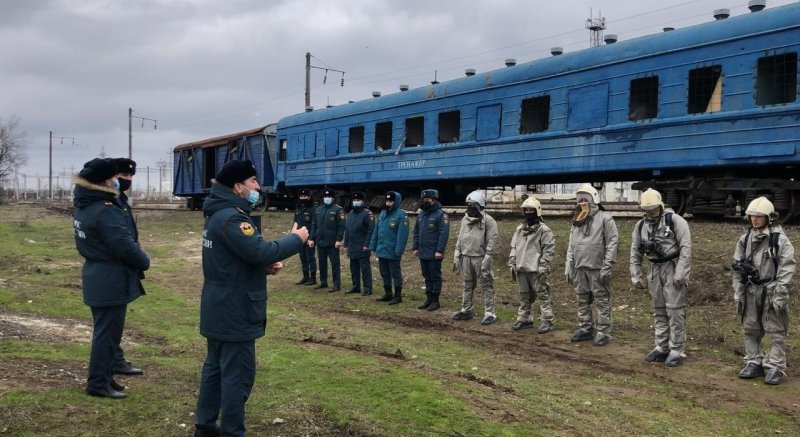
(195, 160), (308, 436)
(412, 189), (449, 311)
(109, 157), (145, 377)
(73, 157), (150, 399)
(292, 188), (318, 285)
(308, 189), (346, 292)
(343, 191), (375, 295)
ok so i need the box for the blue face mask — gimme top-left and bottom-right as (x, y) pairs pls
(323, 197), (333, 206)
(352, 200), (363, 208)
(247, 189), (260, 207)
(114, 179), (120, 190)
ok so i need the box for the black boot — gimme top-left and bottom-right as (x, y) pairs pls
(388, 287), (403, 305)
(417, 292), (432, 309)
(376, 286), (393, 302)
(302, 273), (317, 286)
(295, 271), (309, 285)
(426, 293), (440, 311)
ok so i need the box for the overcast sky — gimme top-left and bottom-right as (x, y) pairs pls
(2, 0), (797, 193)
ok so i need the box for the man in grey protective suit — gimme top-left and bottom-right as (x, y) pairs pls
(630, 188), (692, 366)
(565, 184), (618, 346)
(732, 196), (795, 385)
(453, 190), (499, 325)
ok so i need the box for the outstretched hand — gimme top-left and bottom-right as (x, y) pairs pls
(291, 223), (309, 243)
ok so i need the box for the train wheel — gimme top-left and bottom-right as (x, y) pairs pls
(666, 190), (686, 215)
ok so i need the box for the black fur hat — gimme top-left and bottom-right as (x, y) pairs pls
(79, 158), (117, 184)
(216, 160), (257, 188)
(113, 158), (137, 175)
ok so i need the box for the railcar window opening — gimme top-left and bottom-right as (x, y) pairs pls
(375, 121), (393, 151)
(519, 95), (550, 134)
(278, 139), (287, 161)
(628, 76), (659, 121)
(438, 111), (460, 143)
(405, 116), (424, 147)
(202, 147), (215, 189)
(348, 126), (365, 153)
(756, 52), (798, 106)
(688, 66), (722, 114)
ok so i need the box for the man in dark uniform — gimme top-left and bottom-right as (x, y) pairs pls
(110, 157), (145, 377)
(293, 188), (317, 285)
(194, 160), (308, 437)
(412, 189), (449, 311)
(308, 189), (345, 292)
(343, 191), (375, 295)
(73, 158), (150, 399)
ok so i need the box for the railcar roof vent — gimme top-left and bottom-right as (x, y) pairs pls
(372, 91), (381, 98)
(748, 0), (766, 12)
(326, 104), (333, 108)
(604, 34), (617, 44)
(663, 27), (675, 32)
(505, 58), (516, 67)
(305, 106), (313, 112)
(431, 80), (440, 85)
(465, 68), (476, 76)
(713, 8), (730, 20)
(399, 84), (409, 91)
(348, 100), (355, 103)
(551, 47), (563, 56)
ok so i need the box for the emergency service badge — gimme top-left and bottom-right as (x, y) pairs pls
(443, 214), (449, 225)
(240, 222), (255, 236)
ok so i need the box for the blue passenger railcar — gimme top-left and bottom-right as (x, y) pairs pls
(172, 124), (291, 210)
(275, 3), (800, 218)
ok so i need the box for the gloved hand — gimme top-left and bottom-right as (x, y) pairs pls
(565, 270), (573, 285)
(537, 266), (549, 276)
(674, 277), (687, 288)
(600, 268), (612, 286)
(735, 298), (743, 316)
(510, 267), (517, 282)
(453, 258), (462, 275)
(632, 277), (646, 289)
(480, 254), (492, 273)
(772, 295), (787, 311)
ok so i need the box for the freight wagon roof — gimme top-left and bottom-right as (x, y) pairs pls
(277, 3), (800, 130)
(172, 126), (268, 152)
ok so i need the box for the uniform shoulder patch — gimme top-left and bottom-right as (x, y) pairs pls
(442, 213), (449, 224)
(239, 222), (255, 236)
(104, 201), (113, 206)
(403, 216), (409, 226)
(339, 211), (346, 220)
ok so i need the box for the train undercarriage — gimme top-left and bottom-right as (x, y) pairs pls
(632, 177), (800, 222)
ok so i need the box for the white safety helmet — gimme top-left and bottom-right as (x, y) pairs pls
(521, 197), (541, 215)
(639, 188), (664, 211)
(466, 190), (486, 208)
(575, 183), (599, 204)
(745, 196), (777, 223)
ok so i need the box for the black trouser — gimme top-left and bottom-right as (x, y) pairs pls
(317, 245), (341, 287)
(299, 244), (316, 276)
(419, 259), (443, 295)
(195, 339), (256, 437)
(378, 258), (403, 289)
(88, 304), (127, 389)
(349, 256), (372, 293)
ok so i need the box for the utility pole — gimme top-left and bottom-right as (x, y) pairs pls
(146, 165), (150, 200)
(128, 107), (158, 160)
(49, 131), (75, 200)
(304, 52), (345, 110)
(156, 159), (168, 199)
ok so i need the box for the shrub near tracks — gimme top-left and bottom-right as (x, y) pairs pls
(1, 205), (799, 436)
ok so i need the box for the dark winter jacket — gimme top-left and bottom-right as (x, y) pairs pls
(200, 182), (303, 342)
(73, 177), (150, 307)
(412, 202), (449, 260)
(309, 203), (346, 247)
(344, 207), (375, 259)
